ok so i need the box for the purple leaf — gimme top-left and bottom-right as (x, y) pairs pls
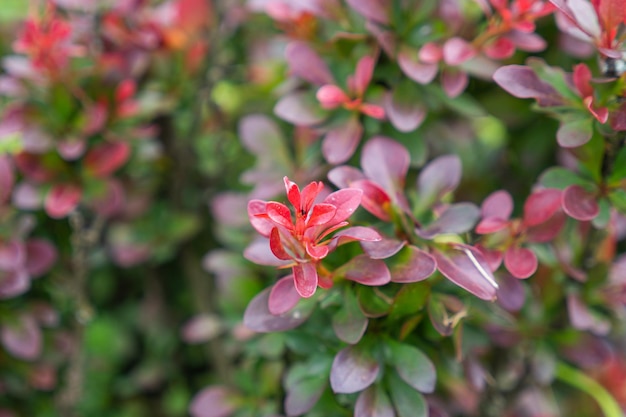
(504, 246), (538, 279)
(493, 65), (560, 102)
(0, 269), (30, 299)
(496, 273), (526, 312)
(417, 154), (462, 206)
(239, 115), (284, 155)
(390, 245), (436, 283)
(274, 92), (326, 126)
(243, 287), (313, 333)
(0, 314), (42, 360)
(330, 345), (380, 393)
(567, 293), (610, 336)
(398, 47), (438, 84)
(416, 202), (480, 239)
(25, 239), (57, 278)
(433, 245), (498, 301)
(286, 41), (334, 85)
(284, 374), (327, 417)
(0, 241), (25, 270)
(345, 0), (390, 24)
(355, 385), (395, 417)
(322, 116), (363, 164)
(268, 275), (301, 315)
(332, 289), (368, 344)
(338, 255), (391, 286)
(361, 136), (409, 197)
(350, 179), (392, 221)
(557, 117), (593, 148)
(361, 236), (405, 259)
(189, 386), (238, 417)
(329, 226), (382, 249)
(562, 184), (599, 221)
(0, 156), (14, 205)
(523, 188), (562, 227)
(384, 90), (426, 133)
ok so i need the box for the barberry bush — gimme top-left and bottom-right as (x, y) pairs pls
(1, 0), (626, 417)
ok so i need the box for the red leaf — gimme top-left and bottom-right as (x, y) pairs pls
(307, 203), (337, 226)
(350, 179), (392, 221)
(340, 255), (391, 286)
(293, 262), (318, 298)
(361, 136), (410, 199)
(84, 141), (131, 178)
(316, 85), (349, 109)
(504, 246), (538, 279)
(44, 184), (82, 219)
(562, 184), (599, 221)
(523, 188), (562, 227)
(352, 56), (376, 96)
(269, 227), (292, 260)
(266, 202), (294, 229)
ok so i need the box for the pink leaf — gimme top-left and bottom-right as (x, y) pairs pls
(181, 314), (222, 344)
(317, 85), (349, 109)
(330, 345), (380, 393)
(286, 41), (334, 85)
(0, 269), (30, 299)
(350, 179), (392, 221)
(322, 117), (363, 164)
(0, 241), (25, 270)
(352, 56), (375, 96)
(419, 42), (443, 63)
(84, 141), (131, 178)
(0, 156), (14, 205)
(275, 92), (326, 125)
(398, 47), (439, 84)
(24, 239), (57, 278)
(493, 65), (560, 102)
(433, 245), (499, 301)
(481, 190), (514, 220)
(556, 117), (593, 147)
(323, 187), (362, 223)
(307, 203), (337, 226)
(243, 238), (291, 267)
(269, 228), (292, 260)
(345, 0), (390, 24)
(443, 37), (476, 66)
(416, 203), (480, 239)
(390, 245), (436, 283)
(484, 37), (516, 59)
(417, 154), (462, 205)
(293, 262), (318, 298)
(44, 184), (82, 219)
(361, 237), (405, 259)
(361, 136), (409, 197)
(340, 255), (391, 286)
(441, 68), (468, 98)
(567, 293), (610, 335)
(247, 200), (273, 236)
(268, 275), (301, 315)
(243, 287), (312, 332)
(525, 211), (566, 242)
(189, 386), (237, 417)
(383, 91), (426, 133)
(328, 166), (366, 189)
(562, 184), (599, 221)
(523, 188), (562, 227)
(504, 246), (538, 279)
(0, 314), (42, 361)
(476, 217), (509, 234)
(329, 226), (382, 249)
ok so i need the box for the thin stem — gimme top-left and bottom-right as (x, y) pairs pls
(555, 361), (623, 417)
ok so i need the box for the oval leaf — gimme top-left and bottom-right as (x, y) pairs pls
(330, 345), (380, 394)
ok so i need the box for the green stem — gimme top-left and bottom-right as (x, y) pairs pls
(555, 361), (623, 417)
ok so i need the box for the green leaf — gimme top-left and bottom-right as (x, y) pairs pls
(387, 372), (428, 417)
(388, 281), (430, 322)
(332, 288), (369, 344)
(609, 188), (626, 213)
(592, 198), (611, 229)
(539, 167), (591, 189)
(385, 340), (436, 393)
(608, 146), (626, 184)
(357, 286), (392, 318)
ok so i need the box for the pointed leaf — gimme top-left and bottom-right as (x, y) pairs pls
(286, 41), (334, 85)
(361, 237), (405, 260)
(330, 345), (380, 394)
(433, 245), (498, 300)
(417, 154), (462, 206)
(353, 56), (376, 96)
(493, 65), (560, 101)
